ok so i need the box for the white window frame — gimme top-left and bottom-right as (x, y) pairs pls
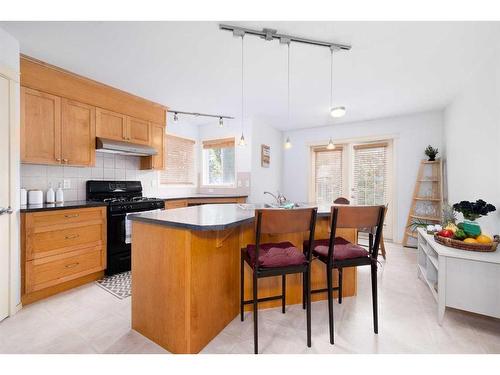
(200, 137), (236, 188)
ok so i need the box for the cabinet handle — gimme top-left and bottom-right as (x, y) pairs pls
(64, 214), (79, 218)
(65, 234), (79, 240)
(56, 158), (61, 163)
(65, 262), (80, 269)
(63, 158), (68, 163)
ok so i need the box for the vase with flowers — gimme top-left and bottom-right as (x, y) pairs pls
(453, 199), (496, 237)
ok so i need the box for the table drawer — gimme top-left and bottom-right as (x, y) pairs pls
(28, 207), (105, 229)
(26, 246), (105, 293)
(28, 223), (105, 260)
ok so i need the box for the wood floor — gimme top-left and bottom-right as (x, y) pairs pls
(1, 242), (499, 354)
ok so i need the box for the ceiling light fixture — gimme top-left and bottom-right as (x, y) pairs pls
(219, 117), (224, 127)
(326, 137), (336, 150)
(237, 30), (246, 147)
(284, 136), (292, 149)
(329, 46), (346, 118)
(173, 112), (179, 122)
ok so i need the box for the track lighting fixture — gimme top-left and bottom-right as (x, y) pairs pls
(173, 112), (179, 122)
(219, 117), (224, 127)
(329, 47), (346, 118)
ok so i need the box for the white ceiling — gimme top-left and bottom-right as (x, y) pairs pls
(2, 21), (499, 130)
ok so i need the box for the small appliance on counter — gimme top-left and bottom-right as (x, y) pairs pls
(20, 188), (27, 205)
(27, 190), (43, 205)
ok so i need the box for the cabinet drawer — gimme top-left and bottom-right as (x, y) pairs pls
(28, 207), (105, 229)
(26, 247), (104, 293)
(28, 223), (105, 260)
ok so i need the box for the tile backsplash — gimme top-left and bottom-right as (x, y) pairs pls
(21, 152), (159, 202)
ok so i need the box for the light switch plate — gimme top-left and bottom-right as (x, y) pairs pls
(63, 179), (71, 189)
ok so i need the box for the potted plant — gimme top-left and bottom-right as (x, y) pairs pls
(424, 145), (439, 161)
(453, 199), (496, 237)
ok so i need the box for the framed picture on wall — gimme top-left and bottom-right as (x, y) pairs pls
(261, 144), (270, 168)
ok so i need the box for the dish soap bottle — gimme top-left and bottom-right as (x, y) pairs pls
(46, 183), (55, 203)
(56, 183), (64, 203)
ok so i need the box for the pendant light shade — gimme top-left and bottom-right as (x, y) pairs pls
(238, 133), (246, 146)
(284, 136), (292, 149)
(329, 48), (346, 118)
(326, 138), (336, 150)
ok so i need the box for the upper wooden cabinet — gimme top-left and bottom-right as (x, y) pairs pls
(21, 87), (62, 165)
(21, 87), (96, 166)
(95, 108), (127, 141)
(128, 117), (151, 145)
(61, 99), (96, 166)
(140, 123), (165, 170)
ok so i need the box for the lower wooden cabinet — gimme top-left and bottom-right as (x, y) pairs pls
(21, 207), (107, 304)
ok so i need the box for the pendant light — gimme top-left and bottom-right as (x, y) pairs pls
(329, 46), (346, 118)
(284, 41), (292, 149)
(326, 137), (335, 150)
(219, 117), (224, 128)
(238, 33), (246, 147)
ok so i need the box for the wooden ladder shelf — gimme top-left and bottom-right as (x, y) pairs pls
(403, 159), (443, 247)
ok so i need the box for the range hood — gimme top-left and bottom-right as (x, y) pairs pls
(96, 137), (157, 157)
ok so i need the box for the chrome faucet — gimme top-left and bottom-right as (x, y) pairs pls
(264, 191), (288, 206)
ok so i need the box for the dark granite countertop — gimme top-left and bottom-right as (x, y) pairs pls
(160, 194), (248, 201)
(128, 203), (332, 231)
(20, 200), (108, 213)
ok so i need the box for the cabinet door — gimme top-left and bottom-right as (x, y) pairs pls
(140, 123), (164, 170)
(61, 99), (96, 166)
(128, 116), (151, 145)
(21, 87), (61, 164)
(95, 108), (127, 141)
(151, 123), (165, 169)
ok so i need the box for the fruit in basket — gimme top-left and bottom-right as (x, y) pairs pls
(437, 229), (454, 238)
(476, 234), (493, 244)
(463, 238), (478, 244)
(444, 223), (458, 233)
(454, 229), (467, 240)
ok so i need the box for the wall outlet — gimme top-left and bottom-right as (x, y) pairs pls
(63, 179), (71, 189)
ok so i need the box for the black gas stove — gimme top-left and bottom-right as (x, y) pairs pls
(87, 180), (165, 275)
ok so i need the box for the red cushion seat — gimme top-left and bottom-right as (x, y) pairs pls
(304, 237), (369, 260)
(245, 241), (307, 268)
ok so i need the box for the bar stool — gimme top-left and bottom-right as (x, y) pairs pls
(240, 207), (318, 354)
(304, 205), (385, 344)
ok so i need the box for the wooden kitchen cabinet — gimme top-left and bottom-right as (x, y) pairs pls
(95, 107), (128, 141)
(21, 206), (107, 304)
(128, 116), (151, 145)
(61, 98), (96, 166)
(21, 87), (61, 165)
(140, 122), (165, 170)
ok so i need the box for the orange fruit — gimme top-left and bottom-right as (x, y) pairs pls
(463, 238), (478, 244)
(476, 234), (493, 244)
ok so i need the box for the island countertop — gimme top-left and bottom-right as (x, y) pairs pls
(128, 203), (332, 231)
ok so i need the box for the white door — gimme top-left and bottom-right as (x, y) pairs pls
(0, 75), (12, 321)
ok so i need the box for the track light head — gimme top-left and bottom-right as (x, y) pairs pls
(173, 112), (179, 122)
(219, 117), (224, 127)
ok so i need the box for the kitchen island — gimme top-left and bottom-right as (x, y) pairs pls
(129, 204), (357, 354)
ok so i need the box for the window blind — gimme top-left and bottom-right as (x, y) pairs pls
(353, 142), (388, 205)
(313, 146), (343, 205)
(202, 137), (235, 149)
(160, 134), (195, 185)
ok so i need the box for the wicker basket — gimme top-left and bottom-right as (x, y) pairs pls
(433, 234), (499, 252)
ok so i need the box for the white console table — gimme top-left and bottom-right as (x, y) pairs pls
(417, 227), (500, 323)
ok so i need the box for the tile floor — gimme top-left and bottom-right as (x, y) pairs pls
(1, 242), (499, 354)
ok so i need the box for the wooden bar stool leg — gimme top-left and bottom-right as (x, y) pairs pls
(306, 269), (312, 347)
(327, 263), (334, 345)
(282, 274), (286, 314)
(371, 262), (379, 334)
(240, 251), (245, 322)
(302, 273), (306, 310)
(253, 274), (259, 354)
(338, 267), (343, 304)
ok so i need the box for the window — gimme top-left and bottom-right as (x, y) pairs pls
(353, 142), (388, 206)
(202, 137), (235, 186)
(160, 134), (195, 185)
(312, 146), (344, 205)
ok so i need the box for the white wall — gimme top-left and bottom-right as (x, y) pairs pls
(0, 28), (20, 72)
(249, 120), (283, 204)
(282, 110), (444, 243)
(443, 46), (500, 235)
